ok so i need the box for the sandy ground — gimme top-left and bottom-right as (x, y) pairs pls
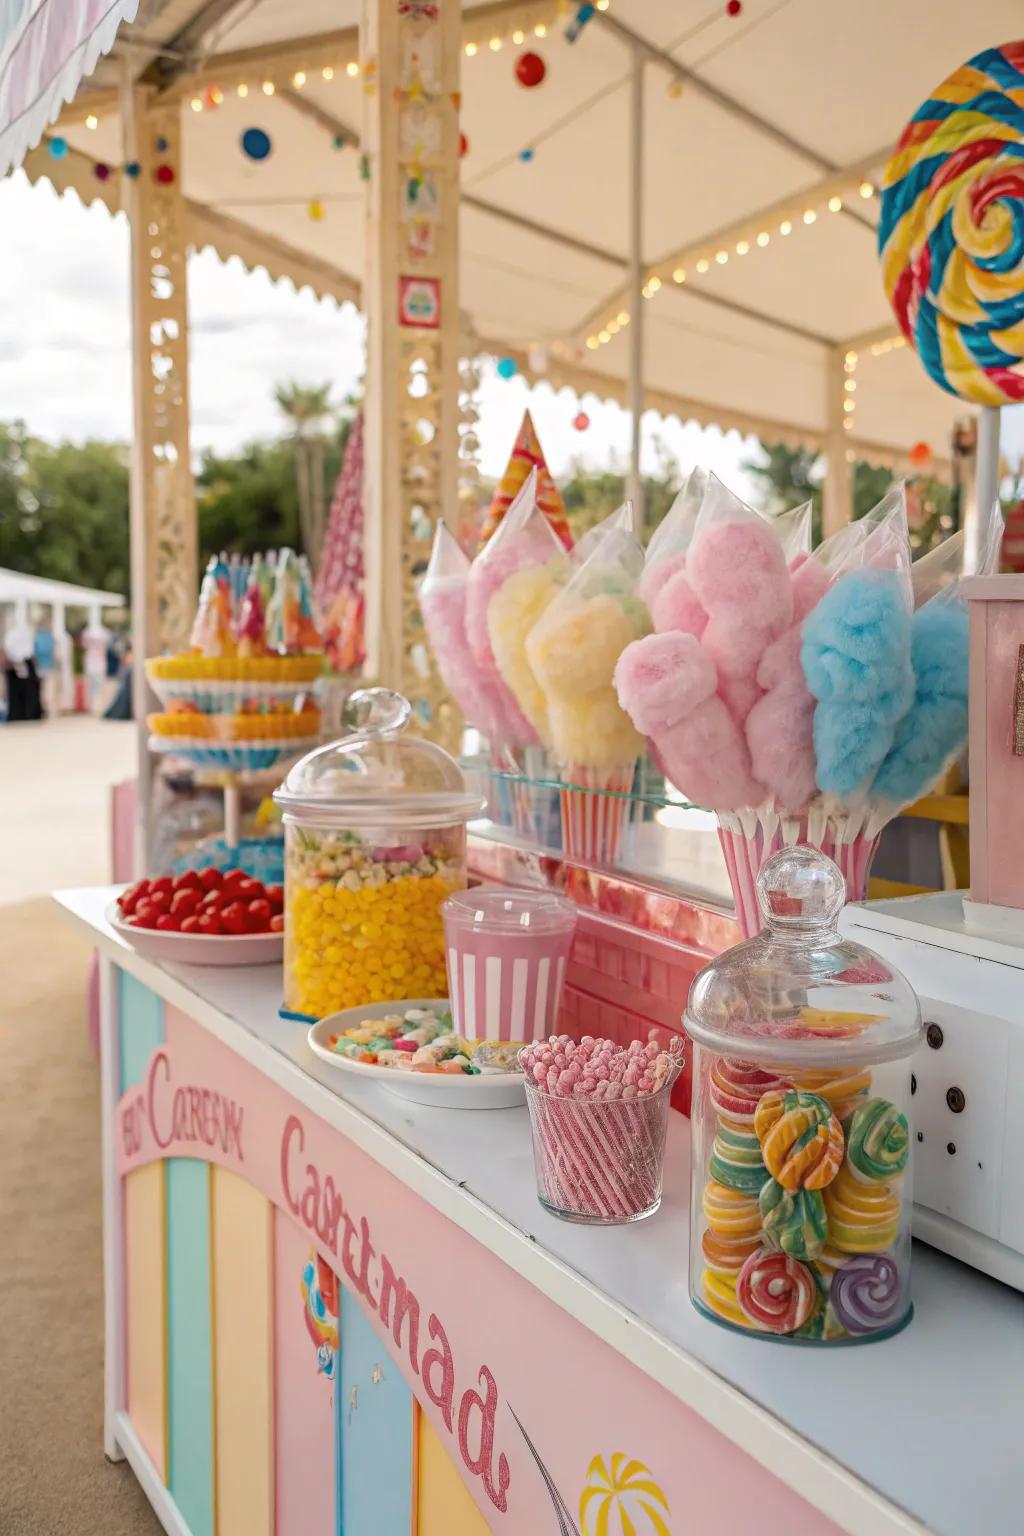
(0, 716), (137, 904)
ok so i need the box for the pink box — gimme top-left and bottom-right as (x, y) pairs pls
(966, 575), (1024, 910)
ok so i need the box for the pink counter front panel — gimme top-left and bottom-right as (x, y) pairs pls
(111, 967), (842, 1536)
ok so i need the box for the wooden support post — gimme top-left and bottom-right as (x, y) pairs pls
(822, 345), (852, 540)
(361, 0), (461, 748)
(121, 72), (197, 864)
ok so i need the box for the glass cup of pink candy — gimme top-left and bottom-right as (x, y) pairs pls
(520, 1034), (684, 1225)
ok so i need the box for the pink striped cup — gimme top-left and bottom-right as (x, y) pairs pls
(442, 886), (577, 1043)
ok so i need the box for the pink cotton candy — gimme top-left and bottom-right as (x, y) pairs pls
(652, 694), (766, 809)
(613, 632), (716, 734)
(746, 624), (817, 810)
(650, 565), (708, 638)
(791, 555), (831, 622)
(688, 521), (792, 632)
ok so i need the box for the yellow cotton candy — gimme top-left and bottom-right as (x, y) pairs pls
(487, 558), (566, 742)
(527, 593), (648, 770)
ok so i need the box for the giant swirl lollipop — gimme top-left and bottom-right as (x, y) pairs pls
(879, 41), (1024, 404)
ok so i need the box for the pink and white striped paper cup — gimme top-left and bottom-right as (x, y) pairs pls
(442, 887), (576, 1043)
(559, 761), (635, 866)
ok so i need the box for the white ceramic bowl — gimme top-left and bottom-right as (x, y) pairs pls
(308, 999), (526, 1109)
(107, 902), (283, 967)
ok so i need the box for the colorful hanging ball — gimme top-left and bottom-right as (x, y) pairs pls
(308, 198), (325, 221)
(909, 441), (933, 470)
(155, 136), (169, 152)
(459, 132), (469, 158)
(726, 0), (742, 13)
(573, 411), (590, 431)
(519, 147), (535, 162)
(241, 127), (272, 161)
(496, 357), (518, 380)
(515, 51), (547, 89)
(124, 160), (141, 178)
(155, 163), (175, 184)
(332, 134), (345, 150)
(94, 162), (111, 181)
(48, 136), (68, 159)
(667, 78), (685, 100)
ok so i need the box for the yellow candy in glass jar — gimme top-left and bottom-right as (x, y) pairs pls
(275, 688), (484, 1017)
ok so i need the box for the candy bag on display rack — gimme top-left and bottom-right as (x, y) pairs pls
(527, 526), (651, 862)
(418, 521), (504, 741)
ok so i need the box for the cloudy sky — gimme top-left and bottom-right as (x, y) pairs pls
(0, 170), (761, 489)
(1, 170), (1020, 489)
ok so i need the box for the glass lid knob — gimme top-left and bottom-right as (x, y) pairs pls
(755, 846), (847, 931)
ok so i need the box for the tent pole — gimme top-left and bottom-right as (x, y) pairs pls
(823, 344), (852, 539)
(627, 48), (645, 533)
(966, 406), (1001, 574)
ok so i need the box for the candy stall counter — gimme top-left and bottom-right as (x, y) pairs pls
(58, 883), (1022, 1536)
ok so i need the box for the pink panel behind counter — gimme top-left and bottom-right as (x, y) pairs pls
(966, 575), (1024, 909)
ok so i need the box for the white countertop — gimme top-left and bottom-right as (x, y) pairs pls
(58, 886), (1023, 1536)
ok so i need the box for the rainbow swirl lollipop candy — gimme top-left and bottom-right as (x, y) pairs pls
(754, 1089), (844, 1192)
(758, 1179), (828, 1261)
(844, 1097), (909, 1183)
(879, 42), (1024, 405)
(830, 1254), (903, 1336)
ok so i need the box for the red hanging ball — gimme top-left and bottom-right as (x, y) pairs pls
(573, 412), (590, 432)
(94, 162), (111, 182)
(515, 51), (547, 89)
(909, 441), (932, 469)
(726, 0), (742, 13)
(155, 163), (175, 184)
(459, 132), (469, 158)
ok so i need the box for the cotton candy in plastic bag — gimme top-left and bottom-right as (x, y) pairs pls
(637, 468), (707, 607)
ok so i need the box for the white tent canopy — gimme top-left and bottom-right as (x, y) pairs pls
(15, 0), (1018, 469)
(0, 567), (124, 620)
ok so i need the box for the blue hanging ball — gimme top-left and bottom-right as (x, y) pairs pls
(124, 160), (141, 178)
(496, 357), (518, 380)
(48, 137), (68, 159)
(155, 136), (169, 152)
(241, 127), (272, 161)
(519, 147), (534, 162)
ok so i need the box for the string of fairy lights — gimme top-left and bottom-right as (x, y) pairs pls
(584, 177), (886, 365)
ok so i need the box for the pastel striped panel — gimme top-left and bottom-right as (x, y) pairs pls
(274, 1213), (337, 1536)
(119, 967), (167, 1478)
(212, 1167), (274, 1536)
(166, 1159), (214, 1536)
(337, 1288), (413, 1536)
(118, 968), (163, 1093)
(124, 1162), (167, 1480)
(416, 1409), (491, 1536)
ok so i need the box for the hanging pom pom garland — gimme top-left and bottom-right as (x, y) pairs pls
(726, 1), (743, 15)
(241, 127), (272, 161)
(308, 199), (325, 221)
(155, 164), (175, 184)
(519, 147), (535, 162)
(497, 357), (518, 380)
(573, 412), (590, 431)
(515, 51), (547, 88)
(909, 442), (933, 470)
(124, 161), (141, 178)
(94, 163), (111, 182)
(459, 132), (469, 158)
(48, 137), (68, 159)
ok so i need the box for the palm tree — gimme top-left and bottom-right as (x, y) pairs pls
(274, 381), (335, 571)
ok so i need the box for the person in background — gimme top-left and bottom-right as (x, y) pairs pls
(3, 614), (41, 722)
(34, 619), (55, 718)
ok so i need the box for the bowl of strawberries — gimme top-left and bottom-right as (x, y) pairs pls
(109, 866), (284, 966)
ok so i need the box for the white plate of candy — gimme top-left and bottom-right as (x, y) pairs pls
(307, 1000), (526, 1109)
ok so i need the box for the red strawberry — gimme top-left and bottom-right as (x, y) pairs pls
(149, 876), (173, 898)
(234, 877), (264, 901)
(133, 899), (158, 928)
(264, 884), (284, 911)
(171, 888), (201, 916)
(197, 912), (222, 936)
(246, 898), (272, 931)
(221, 901), (247, 936)
(156, 914), (181, 932)
(200, 888), (225, 909)
(223, 868), (249, 892)
(179, 915), (202, 934)
(270, 914), (284, 932)
(199, 867), (224, 891)
(173, 870), (203, 892)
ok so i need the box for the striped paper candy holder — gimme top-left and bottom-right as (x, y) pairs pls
(442, 886), (577, 1044)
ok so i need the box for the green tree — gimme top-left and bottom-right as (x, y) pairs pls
(274, 381), (336, 570)
(0, 420), (130, 594)
(560, 435), (682, 545)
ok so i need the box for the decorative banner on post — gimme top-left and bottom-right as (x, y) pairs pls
(399, 274), (442, 328)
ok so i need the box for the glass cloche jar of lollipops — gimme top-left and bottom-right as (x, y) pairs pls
(685, 846), (922, 1345)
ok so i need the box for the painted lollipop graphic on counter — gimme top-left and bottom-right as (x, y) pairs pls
(879, 41), (1024, 404)
(579, 1453), (671, 1536)
(301, 1250), (339, 1377)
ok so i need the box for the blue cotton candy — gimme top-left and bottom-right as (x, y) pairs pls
(871, 602), (969, 806)
(801, 569), (914, 798)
